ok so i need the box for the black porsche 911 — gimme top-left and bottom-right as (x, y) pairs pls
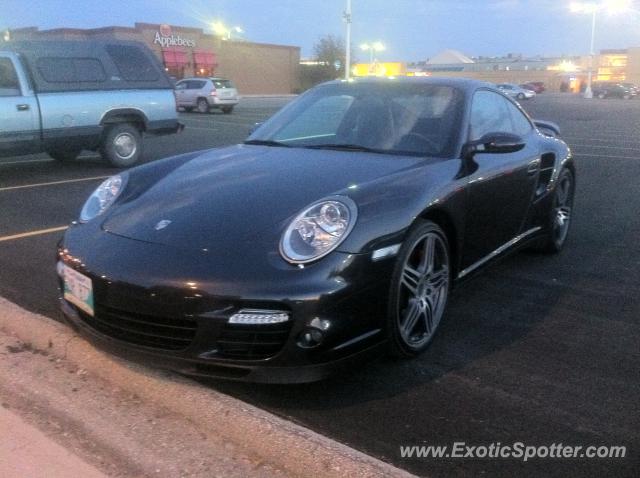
(57, 78), (574, 383)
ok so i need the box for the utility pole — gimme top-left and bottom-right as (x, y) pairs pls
(344, 0), (352, 80)
(584, 9), (596, 99)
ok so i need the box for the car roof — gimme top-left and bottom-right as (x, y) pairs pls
(321, 76), (494, 93)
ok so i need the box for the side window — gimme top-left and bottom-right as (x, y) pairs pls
(37, 57), (106, 83)
(106, 45), (159, 82)
(175, 81), (187, 90)
(504, 99), (533, 136)
(469, 90), (513, 141)
(0, 57), (21, 96)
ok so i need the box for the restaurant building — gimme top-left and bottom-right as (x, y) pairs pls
(9, 23), (301, 94)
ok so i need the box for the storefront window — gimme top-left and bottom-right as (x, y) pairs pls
(162, 48), (189, 80)
(193, 51), (216, 78)
(195, 67), (213, 77)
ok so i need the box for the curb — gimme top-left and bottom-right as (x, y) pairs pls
(0, 297), (416, 478)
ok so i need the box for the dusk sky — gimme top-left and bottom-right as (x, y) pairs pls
(3, 0), (639, 61)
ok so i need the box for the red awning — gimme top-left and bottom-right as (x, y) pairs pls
(193, 50), (216, 67)
(162, 48), (188, 67)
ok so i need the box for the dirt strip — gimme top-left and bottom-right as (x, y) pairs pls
(0, 296), (416, 478)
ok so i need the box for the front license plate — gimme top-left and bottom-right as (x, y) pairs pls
(63, 265), (94, 317)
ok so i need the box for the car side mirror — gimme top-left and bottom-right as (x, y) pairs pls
(462, 132), (525, 159)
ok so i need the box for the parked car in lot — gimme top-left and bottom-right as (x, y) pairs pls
(0, 40), (182, 167)
(591, 81), (636, 99)
(520, 81), (545, 94)
(620, 82), (639, 97)
(58, 77), (574, 383)
(496, 83), (535, 100)
(175, 77), (239, 114)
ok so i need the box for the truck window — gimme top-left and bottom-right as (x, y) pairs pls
(37, 57), (106, 83)
(0, 57), (21, 96)
(106, 44), (159, 82)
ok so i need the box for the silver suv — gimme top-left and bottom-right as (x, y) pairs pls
(175, 77), (239, 114)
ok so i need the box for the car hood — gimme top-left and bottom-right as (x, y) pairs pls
(102, 145), (430, 251)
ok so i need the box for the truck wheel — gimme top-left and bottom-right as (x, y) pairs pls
(48, 149), (81, 162)
(100, 123), (142, 168)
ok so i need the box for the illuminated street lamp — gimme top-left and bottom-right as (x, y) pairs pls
(212, 21), (243, 40)
(360, 41), (385, 64)
(570, 0), (632, 98)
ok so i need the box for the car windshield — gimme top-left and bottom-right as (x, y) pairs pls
(247, 81), (464, 157)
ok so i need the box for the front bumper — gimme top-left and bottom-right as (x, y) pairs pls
(57, 226), (394, 383)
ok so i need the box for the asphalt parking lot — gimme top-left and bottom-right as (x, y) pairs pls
(1, 94), (638, 477)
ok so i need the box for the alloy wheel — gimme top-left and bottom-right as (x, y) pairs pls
(553, 172), (573, 247)
(396, 231), (450, 348)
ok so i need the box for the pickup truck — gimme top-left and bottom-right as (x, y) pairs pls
(0, 40), (182, 167)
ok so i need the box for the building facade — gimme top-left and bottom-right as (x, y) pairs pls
(405, 48), (640, 92)
(9, 23), (301, 94)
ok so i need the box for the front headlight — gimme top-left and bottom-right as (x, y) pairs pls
(79, 174), (127, 222)
(280, 196), (357, 264)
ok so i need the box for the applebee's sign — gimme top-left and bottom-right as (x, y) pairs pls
(154, 24), (196, 48)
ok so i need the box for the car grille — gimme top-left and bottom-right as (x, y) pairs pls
(217, 321), (292, 360)
(79, 305), (197, 351)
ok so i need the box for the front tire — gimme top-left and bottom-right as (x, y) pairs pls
(100, 123), (143, 168)
(387, 221), (451, 357)
(517, 93), (525, 100)
(535, 168), (575, 253)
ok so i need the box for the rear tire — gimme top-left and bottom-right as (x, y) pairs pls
(48, 149), (81, 162)
(517, 93), (525, 100)
(221, 106), (234, 114)
(197, 98), (210, 113)
(532, 168), (574, 254)
(387, 220), (451, 358)
(100, 123), (143, 168)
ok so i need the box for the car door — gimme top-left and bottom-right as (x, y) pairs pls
(186, 80), (203, 105)
(0, 54), (40, 155)
(174, 81), (188, 106)
(460, 89), (540, 269)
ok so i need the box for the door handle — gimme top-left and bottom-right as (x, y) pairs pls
(16, 104), (30, 111)
(527, 158), (540, 175)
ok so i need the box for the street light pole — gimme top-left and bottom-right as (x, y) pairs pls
(344, 0), (352, 80)
(585, 8), (597, 98)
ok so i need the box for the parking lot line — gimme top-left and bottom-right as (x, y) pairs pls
(0, 226), (68, 243)
(0, 176), (109, 192)
(575, 153), (639, 160)
(0, 158), (54, 166)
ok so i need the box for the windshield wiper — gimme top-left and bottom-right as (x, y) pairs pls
(244, 139), (290, 147)
(303, 143), (379, 153)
